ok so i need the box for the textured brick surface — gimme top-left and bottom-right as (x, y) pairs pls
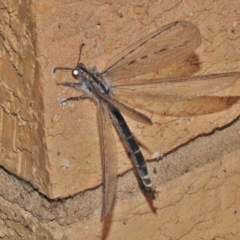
(41, 0), (240, 198)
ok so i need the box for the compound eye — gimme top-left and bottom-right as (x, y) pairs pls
(72, 69), (79, 78)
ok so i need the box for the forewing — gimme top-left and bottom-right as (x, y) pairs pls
(103, 21), (201, 81)
(112, 72), (240, 116)
(98, 101), (118, 220)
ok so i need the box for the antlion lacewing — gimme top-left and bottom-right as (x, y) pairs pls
(54, 21), (240, 220)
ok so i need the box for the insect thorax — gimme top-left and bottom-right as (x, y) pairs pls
(90, 66), (112, 96)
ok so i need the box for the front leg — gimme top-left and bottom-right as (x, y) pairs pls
(60, 94), (88, 104)
(57, 82), (80, 88)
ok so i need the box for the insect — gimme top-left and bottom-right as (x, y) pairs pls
(54, 21), (240, 220)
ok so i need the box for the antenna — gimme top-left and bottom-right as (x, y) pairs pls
(77, 43), (85, 64)
(53, 67), (73, 73)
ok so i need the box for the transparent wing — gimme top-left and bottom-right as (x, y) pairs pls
(92, 88), (152, 125)
(112, 72), (240, 116)
(103, 21), (201, 81)
(112, 72), (240, 101)
(114, 96), (239, 117)
(98, 100), (118, 220)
